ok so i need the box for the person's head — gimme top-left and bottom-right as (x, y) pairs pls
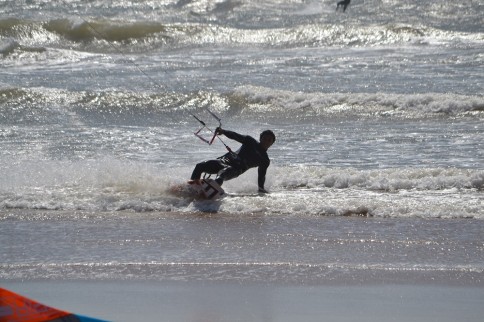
(259, 130), (276, 150)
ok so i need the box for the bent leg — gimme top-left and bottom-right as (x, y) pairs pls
(215, 166), (244, 186)
(191, 160), (225, 180)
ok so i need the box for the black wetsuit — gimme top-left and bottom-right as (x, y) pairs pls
(337, 0), (350, 12)
(190, 130), (270, 190)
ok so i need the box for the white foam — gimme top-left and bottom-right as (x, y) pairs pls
(1, 159), (482, 219)
(0, 38), (20, 56)
(272, 166), (484, 191)
(232, 85), (484, 116)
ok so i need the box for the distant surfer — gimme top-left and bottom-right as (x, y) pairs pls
(189, 128), (276, 193)
(336, 0), (351, 12)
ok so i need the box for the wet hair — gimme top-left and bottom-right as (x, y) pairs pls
(260, 130), (276, 143)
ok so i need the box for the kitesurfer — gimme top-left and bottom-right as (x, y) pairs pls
(189, 128), (276, 193)
(336, 0), (351, 12)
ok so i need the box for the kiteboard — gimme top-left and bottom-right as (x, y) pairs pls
(169, 178), (226, 200)
(0, 287), (108, 322)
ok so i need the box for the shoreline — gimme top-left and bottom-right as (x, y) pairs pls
(2, 263), (483, 287)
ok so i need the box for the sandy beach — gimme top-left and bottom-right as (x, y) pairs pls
(2, 280), (483, 322)
(2, 211), (484, 321)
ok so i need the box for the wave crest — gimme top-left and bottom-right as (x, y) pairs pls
(231, 86), (484, 117)
(1, 87), (483, 126)
(276, 166), (484, 192)
(1, 17), (480, 51)
(44, 18), (168, 42)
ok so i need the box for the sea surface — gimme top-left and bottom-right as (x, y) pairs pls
(1, 0), (483, 285)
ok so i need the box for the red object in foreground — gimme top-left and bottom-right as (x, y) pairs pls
(0, 287), (107, 322)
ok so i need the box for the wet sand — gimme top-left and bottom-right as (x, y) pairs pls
(2, 280), (483, 322)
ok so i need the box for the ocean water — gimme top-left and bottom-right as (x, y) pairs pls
(1, 0), (483, 284)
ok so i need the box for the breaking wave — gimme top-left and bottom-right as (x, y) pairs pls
(276, 166), (484, 192)
(230, 86), (484, 117)
(1, 87), (483, 127)
(1, 17), (481, 54)
(1, 157), (482, 218)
